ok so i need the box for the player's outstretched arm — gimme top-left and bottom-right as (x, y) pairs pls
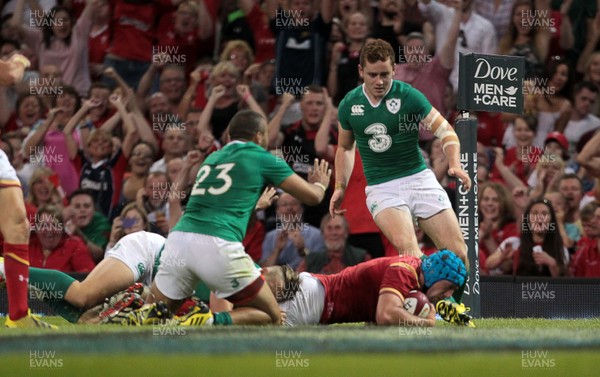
(330, 126), (355, 217)
(376, 293), (436, 327)
(279, 159), (331, 206)
(424, 108), (471, 191)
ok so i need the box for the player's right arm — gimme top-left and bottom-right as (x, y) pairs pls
(329, 125), (355, 217)
(376, 293), (436, 327)
(279, 159), (332, 206)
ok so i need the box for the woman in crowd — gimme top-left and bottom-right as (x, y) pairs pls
(0, 93), (45, 138)
(497, 0), (552, 79)
(23, 85), (83, 196)
(534, 57), (572, 147)
(10, 1), (96, 96)
(25, 167), (65, 217)
(106, 202), (149, 251)
(486, 198), (568, 277)
(29, 204), (96, 273)
(491, 115), (540, 189)
(197, 62), (265, 144)
(478, 182), (519, 258)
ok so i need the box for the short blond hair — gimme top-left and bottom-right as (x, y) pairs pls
(210, 61), (240, 82)
(220, 40), (254, 65)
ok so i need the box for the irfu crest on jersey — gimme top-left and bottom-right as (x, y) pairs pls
(386, 98), (401, 114)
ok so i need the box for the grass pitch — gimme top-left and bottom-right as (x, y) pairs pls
(1, 317), (599, 376)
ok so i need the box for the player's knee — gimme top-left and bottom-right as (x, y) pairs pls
(391, 235), (419, 256)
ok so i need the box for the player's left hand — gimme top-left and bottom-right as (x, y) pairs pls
(448, 166), (471, 191)
(308, 158), (332, 189)
(329, 189), (346, 217)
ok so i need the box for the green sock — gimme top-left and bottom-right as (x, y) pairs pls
(28, 267), (83, 323)
(213, 311), (233, 325)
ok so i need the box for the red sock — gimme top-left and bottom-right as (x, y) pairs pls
(4, 243), (30, 320)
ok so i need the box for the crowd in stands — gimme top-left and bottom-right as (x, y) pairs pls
(0, 0), (599, 278)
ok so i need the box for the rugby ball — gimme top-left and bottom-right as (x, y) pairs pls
(403, 290), (431, 318)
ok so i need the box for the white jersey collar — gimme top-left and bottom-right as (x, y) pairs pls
(361, 82), (393, 108)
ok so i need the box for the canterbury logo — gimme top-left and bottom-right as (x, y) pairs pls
(351, 105), (364, 116)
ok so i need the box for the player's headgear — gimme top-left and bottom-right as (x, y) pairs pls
(421, 249), (467, 289)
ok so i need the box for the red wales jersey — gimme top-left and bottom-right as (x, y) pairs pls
(108, 0), (157, 61)
(316, 256), (422, 324)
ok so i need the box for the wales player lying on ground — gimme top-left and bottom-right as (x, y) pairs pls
(270, 250), (474, 327)
(1, 238), (472, 327)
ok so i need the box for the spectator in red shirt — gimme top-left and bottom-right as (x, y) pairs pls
(239, 0), (276, 63)
(570, 202), (600, 277)
(478, 182), (518, 257)
(491, 114), (540, 189)
(155, 1), (207, 76)
(102, 0), (158, 90)
(29, 204), (96, 273)
(0, 93), (44, 138)
(88, 0), (111, 80)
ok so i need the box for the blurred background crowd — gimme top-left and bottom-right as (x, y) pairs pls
(0, 0), (599, 278)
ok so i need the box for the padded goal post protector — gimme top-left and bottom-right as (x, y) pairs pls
(453, 115), (480, 317)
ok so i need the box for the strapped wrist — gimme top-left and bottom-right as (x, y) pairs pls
(313, 182), (326, 192)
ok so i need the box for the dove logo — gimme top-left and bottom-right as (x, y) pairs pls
(474, 58), (518, 82)
(505, 86), (519, 95)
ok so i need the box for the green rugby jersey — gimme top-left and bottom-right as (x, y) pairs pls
(338, 81), (432, 185)
(174, 141), (293, 242)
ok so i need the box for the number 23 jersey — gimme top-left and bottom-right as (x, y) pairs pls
(338, 81), (432, 186)
(173, 141), (293, 243)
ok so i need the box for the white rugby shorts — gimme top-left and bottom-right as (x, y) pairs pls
(365, 169), (451, 220)
(154, 231), (262, 302)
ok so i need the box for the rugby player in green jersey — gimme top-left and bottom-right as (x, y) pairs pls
(330, 39), (471, 304)
(127, 110), (331, 326)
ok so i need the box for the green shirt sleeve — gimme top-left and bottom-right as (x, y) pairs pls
(338, 96), (352, 131)
(260, 150), (295, 186)
(407, 85), (433, 120)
